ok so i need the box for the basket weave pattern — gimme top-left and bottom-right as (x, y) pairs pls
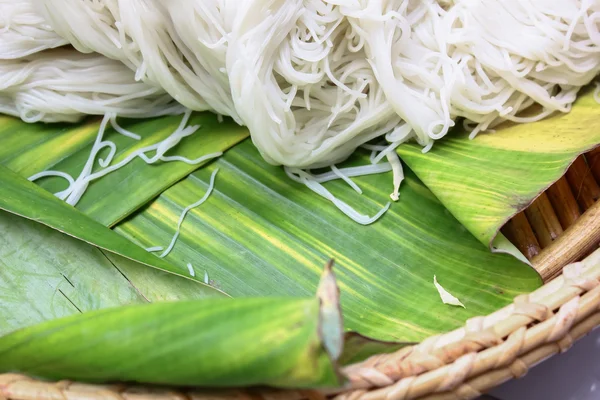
(338, 249), (600, 399)
(1, 150), (599, 400)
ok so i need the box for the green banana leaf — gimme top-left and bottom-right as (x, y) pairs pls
(0, 194), (400, 373)
(114, 139), (542, 342)
(0, 135), (541, 343)
(0, 113), (248, 226)
(0, 210), (220, 335)
(0, 165), (225, 296)
(0, 264), (342, 388)
(397, 88), (600, 250)
(9, 103), (587, 363)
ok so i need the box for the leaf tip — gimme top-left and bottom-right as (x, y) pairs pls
(317, 259), (343, 362)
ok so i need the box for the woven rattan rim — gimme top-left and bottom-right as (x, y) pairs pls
(1, 152), (599, 400)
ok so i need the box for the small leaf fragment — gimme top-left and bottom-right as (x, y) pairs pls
(433, 275), (465, 308)
(317, 259), (343, 362)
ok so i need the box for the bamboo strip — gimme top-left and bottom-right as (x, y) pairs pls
(524, 193), (563, 248)
(533, 199), (600, 282)
(565, 156), (600, 211)
(587, 148), (600, 184)
(545, 176), (581, 230)
(500, 212), (540, 259)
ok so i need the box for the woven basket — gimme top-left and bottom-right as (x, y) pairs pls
(1, 149), (599, 400)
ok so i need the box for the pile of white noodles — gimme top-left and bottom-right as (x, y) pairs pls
(2, 0), (600, 221)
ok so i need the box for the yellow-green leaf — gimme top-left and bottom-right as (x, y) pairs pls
(397, 88), (600, 250)
(0, 113), (248, 226)
(0, 210), (222, 336)
(0, 262), (345, 388)
(0, 165), (225, 296)
(0, 298), (339, 388)
(0, 210), (400, 383)
(115, 139), (541, 342)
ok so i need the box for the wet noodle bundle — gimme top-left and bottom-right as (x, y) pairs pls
(1, 0), (600, 222)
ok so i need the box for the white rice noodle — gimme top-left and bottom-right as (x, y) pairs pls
(0, 0), (67, 59)
(34, 0), (216, 113)
(24, 0), (600, 170)
(186, 262), (195, 277)
(145, 246), (164, 252)
(159, 168), (220, 258)
(344, 0), (600, 144)
(342, 1), (447, 147)
(285, 166), (391, 225)
(110, 115), (142, 140)
(66, 113), (221, 206)
(0, 48), (182, 123)
(65, 113), (116, 205)
(227, 0), (402, 167)
(163, 0), (241, 122)
(331, 165), (362, 194)
(28, 170), (75, 199)
(309, 162), (392, 184)
(6, 0), (600, 226)
(29, 110), (222, 206)
(386, 151), (404, 201)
